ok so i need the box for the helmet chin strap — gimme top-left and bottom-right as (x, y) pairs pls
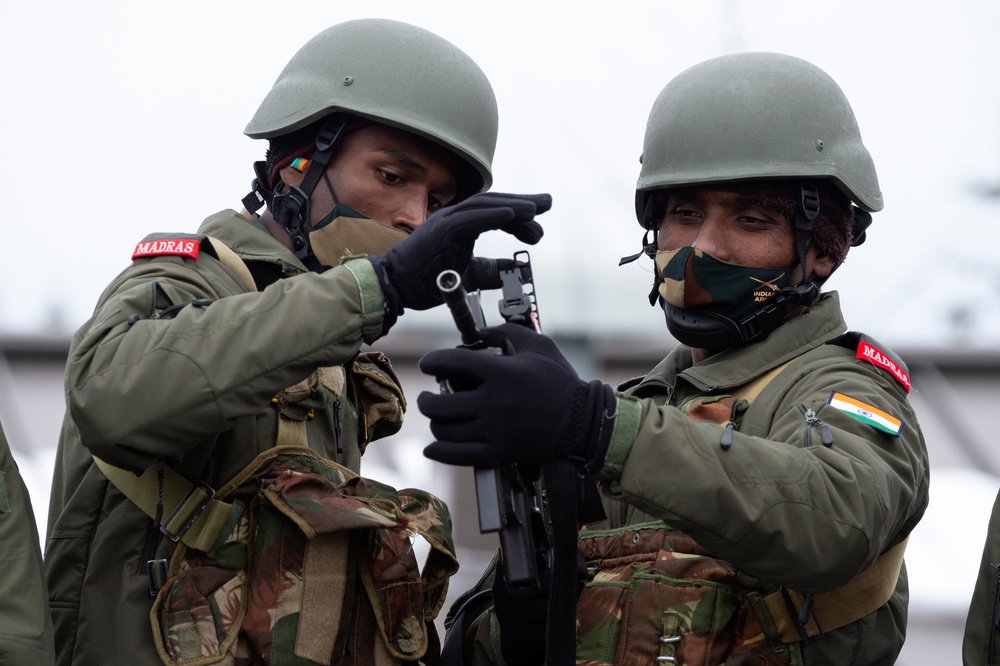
(619, 195), (660, 267)
(663, 280), (819, 349)
(661, 182), (827, 349)
(242, 115), (348, 258)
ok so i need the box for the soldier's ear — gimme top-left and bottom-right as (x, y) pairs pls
(812, 252), (838, 279)
(278, 163), (307, 190)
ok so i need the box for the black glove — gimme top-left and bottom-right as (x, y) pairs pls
(417, 323), (617, 470)
(492, 565), (548, 665)
(369, 192), (550, 331)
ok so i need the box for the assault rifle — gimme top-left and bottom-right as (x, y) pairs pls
(436, 252), (552, 596)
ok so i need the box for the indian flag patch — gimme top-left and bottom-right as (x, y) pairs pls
(827, 391), (904, 437)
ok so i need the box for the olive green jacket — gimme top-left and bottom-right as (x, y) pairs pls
(0, 423), (55, 664)
(462, 293), (928, 664)
(964, 488), (1000, 664)
(44, 211), (387, 665)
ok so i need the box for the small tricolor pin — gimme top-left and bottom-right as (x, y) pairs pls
(827, 391), (904, 437)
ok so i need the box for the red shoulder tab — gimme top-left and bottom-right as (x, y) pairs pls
(856, 341), (911, 393)
(132, 238), (201, 261)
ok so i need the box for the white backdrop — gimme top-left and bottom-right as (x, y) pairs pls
(1, 1), (999, 346)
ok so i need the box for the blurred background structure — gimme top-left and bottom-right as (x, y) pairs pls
(2, 1), (999, 663)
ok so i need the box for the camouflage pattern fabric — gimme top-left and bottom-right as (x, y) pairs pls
(576, 522), (802, 666)
(655, 246), (790, 321)
(351, 351), (407, 447)
(150, 446), (456, 666)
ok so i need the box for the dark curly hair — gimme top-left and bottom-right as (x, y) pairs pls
(721, 179), (856, 264)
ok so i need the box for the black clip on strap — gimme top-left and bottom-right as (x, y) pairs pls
(780, 589), (824, 645)
(147, 558), (169, 596)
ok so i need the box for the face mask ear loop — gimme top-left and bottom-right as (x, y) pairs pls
(317, 170), (343, 224)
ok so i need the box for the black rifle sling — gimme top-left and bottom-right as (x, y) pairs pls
(543, 459), (580, 666)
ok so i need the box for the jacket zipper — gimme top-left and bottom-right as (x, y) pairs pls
(720, 422), (735, 450)
(333, 397), (343, 454)
(797, 404), (833, 447)
(720, 399), (749, 451)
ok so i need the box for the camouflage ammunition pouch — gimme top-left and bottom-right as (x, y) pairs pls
(351, 351), (407, 450)
(150, 446), (457, 666)
(576, 522), (799, 666)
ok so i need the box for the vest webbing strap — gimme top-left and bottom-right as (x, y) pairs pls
(206, 236), (257, 292)
(94, 236), (274, 552)
(729, 357), (908, 641)
(276, 415), (309, 448)
(731, 359), (794, 403)
(93, 235), (271, 553)
(761, 536), (908, 642)
(95, 416), (310, 553)
(295, 533), (350, 662)
(93, 456), (236, 553)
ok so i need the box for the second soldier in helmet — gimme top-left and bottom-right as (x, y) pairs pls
(421, 52), (929, 664)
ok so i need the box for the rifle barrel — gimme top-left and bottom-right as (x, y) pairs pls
(437, 270), (482, 346)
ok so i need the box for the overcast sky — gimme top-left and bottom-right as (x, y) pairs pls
(2, 0), (999, 347)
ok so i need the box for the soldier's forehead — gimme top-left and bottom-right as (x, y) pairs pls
(664, 184), (796, 214)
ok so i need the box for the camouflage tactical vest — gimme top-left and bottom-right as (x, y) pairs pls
(574, 370), (807, 666)
(150, 445), (457, 666)
(575, 522), (799, 666)
(147, 354), (456, 666)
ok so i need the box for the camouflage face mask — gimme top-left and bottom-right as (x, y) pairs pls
(655, 247), (792, 321)
(308, 203), (408, 267)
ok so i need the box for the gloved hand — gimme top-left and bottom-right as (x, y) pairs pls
(417, 323), (617, 471)
(492, 565), (548, 665)
(369, 192), (550, 330)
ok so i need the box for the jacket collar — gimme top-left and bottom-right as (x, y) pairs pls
(638, 292), (847, 396)
(198, 210), (309, 275)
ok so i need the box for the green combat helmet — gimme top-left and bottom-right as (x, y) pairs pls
(630, 52), (882, 349)
(635, 51), (881, 225)
(242, 18), (499, 254)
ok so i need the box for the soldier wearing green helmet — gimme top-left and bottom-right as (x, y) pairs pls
(419, 53), (928, 664)
(44, 18), (549, 665)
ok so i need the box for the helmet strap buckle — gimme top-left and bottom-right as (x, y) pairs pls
(799, 184), (821, 223)
(315, 116), (348, 153)
(271, 185), (311, 253)
(619, 229), (657, 268)
(790, 183), (821, 288)
(268, 115), (351, 258)
(664, 281), (819, 349)
(242, 161), (274, 215)
(620, 197), (661, 269)
(851, 209), (872, 246)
